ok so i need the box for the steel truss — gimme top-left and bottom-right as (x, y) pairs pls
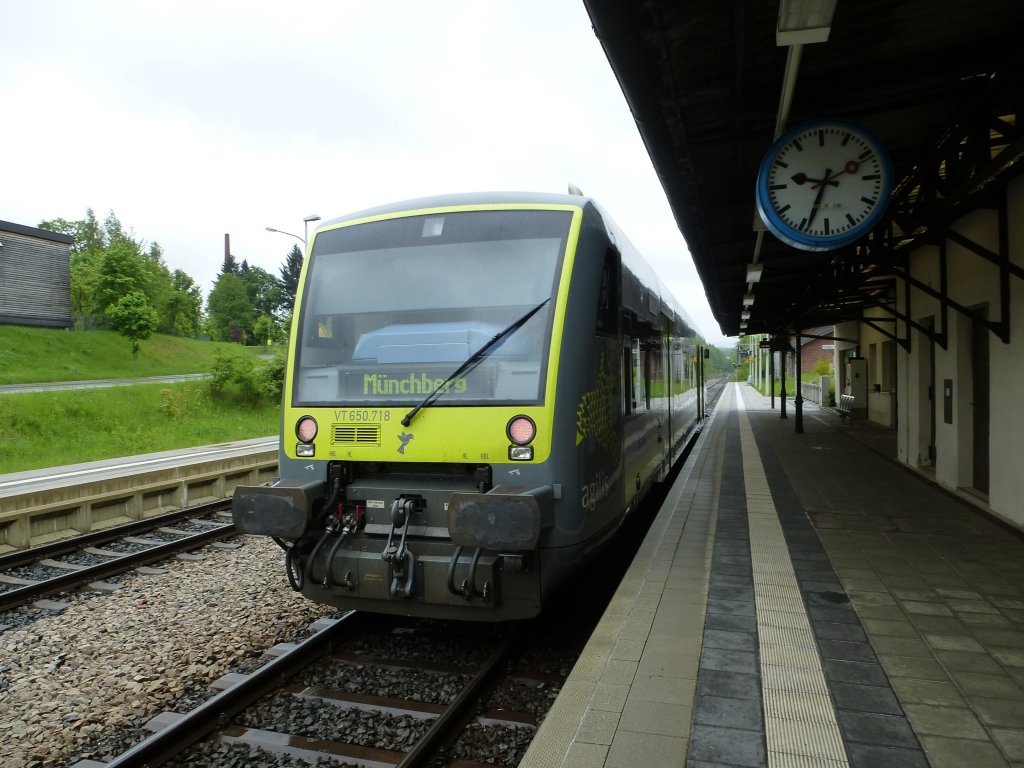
(809, 59), (1024, 350)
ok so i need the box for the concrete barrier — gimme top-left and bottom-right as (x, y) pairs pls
(0, 440), (277, 552)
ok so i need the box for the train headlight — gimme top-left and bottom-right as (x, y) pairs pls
(296, 416), (317, 456)
(507, 415), (535, 461)
(296, 416), (318, 442)
(506, 415), (536, 445)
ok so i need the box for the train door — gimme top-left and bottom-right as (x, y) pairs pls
(917, 317), (937, 467)
(971, 307), (990, 495)
(658, 313), (672, 477)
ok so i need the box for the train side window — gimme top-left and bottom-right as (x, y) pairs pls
(623, 338), (634, 415)
(633, 338), (646, 412)
(596, 248), (620, 336)
(643, 341), (653, 410)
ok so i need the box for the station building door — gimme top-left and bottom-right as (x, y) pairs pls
(917, 318), (936, 468)
(972, 310), (990, 495)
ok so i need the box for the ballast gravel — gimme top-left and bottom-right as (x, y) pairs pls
(303, 659), (467, 704)
(165, 741), (357, 767)
(235, 692), (433, 751)
(0, 535), (332, 768)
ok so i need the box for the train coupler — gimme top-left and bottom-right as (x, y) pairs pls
(383, 497), (417, 598)
(382, 497), (416, 562)
(390, 549), (416, 598)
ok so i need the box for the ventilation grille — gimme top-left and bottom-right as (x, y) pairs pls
(332, 425), (381, 446)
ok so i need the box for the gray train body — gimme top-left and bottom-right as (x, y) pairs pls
(233, 192), (705, 620)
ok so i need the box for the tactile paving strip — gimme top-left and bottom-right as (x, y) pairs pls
(736, 392), (849, 767)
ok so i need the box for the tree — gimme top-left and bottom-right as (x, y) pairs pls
(206, 273), (254, 342)
(94, 239), (151, 318)
(69, 251), (101, 330)
(220, 252), (240, 277)
(107, 290), (159, 359)
(239, 264), (282, 320)
(39, 208), (105, 258)
(278, 243), (304, 315)
(40, 208), (202, 336)
(41, 210), (107, 329)
(103, 209), (137, 249)
(164, 269), (204, 337)
(252, 314), (283, 346)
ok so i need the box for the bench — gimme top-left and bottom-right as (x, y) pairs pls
(838, 394), (855, 424)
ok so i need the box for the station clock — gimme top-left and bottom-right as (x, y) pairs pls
(755, 118), (893, 251)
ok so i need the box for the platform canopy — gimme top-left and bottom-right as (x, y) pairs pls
(583, 0), (1024, 338)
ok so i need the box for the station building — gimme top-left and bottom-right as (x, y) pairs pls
(0, 220), (73, 329)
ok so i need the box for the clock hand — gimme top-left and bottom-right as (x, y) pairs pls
(808, 160), (862, 189)
(806, 168), (832, 229)
(792, 171), (840, 188)
(792, 172), (828, 185)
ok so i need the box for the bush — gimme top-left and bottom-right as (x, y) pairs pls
(810, 357), (834, 379)
(209, 349), (286, 404)
(159, 386), (201, 420)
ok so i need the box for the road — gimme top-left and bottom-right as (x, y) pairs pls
(0, 373), (209, 395)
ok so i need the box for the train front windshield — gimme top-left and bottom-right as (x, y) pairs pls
(294, 209), (573, 407)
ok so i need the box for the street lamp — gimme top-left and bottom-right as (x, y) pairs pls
(265, 226), (304, 244)
(266, 214), (322, 246)
(303, 214), (321, 244)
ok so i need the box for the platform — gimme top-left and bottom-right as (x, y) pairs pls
(522, 382), (1024, 768)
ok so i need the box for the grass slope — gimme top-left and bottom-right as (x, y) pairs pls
(0, 326), (267, 384)
(0, 327), (280, 473)
(0, 381), (280, 473)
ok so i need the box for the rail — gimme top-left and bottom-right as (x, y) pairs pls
(101, 614), (360, 768)
(0, 501), (235, 611)
(95, 615), (521, 768)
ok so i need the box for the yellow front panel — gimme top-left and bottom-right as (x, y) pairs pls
(283, 405), (551, 463)
(283, 202), (584, 466)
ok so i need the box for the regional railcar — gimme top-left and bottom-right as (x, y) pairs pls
(233, 192), (705, 620)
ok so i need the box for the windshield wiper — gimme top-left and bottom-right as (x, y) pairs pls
(401, 298), (551, 427)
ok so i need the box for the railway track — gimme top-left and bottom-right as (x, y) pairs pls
(80, 613), (568, 768)
(44, 377), (728, 767)
(0, 501), (235, 612)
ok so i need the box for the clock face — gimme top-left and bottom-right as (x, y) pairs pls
(755, 119), (893, 251)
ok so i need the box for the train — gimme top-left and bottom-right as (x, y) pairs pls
(233, 192), (708, 621)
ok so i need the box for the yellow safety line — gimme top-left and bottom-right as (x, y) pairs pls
(734, 384), (850, 768)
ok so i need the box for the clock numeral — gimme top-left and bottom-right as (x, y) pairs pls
(817, 130), (825, 147)
(792, 139), (804, 152)
(769, 184), (787, 191)
(798, 217), (808, 231)
(858, 149), (874, 161)
(774, 159), (789, 169)
(861, 196), (877, 206)
(778, 204), (791, 215)
(823, 219), (831, 235)
(863, 173), (880, 180)
(846, 213), (857, 227)
(841, 132), (852, 146)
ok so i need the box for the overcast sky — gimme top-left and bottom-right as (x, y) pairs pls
(2, 0), (732, 346)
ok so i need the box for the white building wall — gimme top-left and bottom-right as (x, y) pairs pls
(859, 323), (894, 427)
(989, 178), (1024, 524)
(894, 175), (1024, 528)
